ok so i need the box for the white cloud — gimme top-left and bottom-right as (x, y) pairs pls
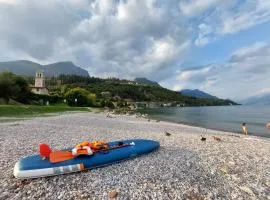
(192, 0), (270, 46)
(0, 0), (269, 100)
(201, 76), (218, 89)
(194, 24), (213, 46)
(177, 65), (215, 82)
(198, 23), (213, 36)
(163, 40), (270, 100)
(0, 0), (189, 80)
(0, 0), (17, 5)
(179, 0), (224, 17)
(230, 42), (269, 62)
(220, 0), (270, 34)
(253, 88), (270, 97)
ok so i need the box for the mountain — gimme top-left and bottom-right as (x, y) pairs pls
(181, 89), (218, 99)
(134, 77), (160, 87)
(0, 60), (89, 77)
(43, 62), (88, 77)
(241, 93), (270, 105)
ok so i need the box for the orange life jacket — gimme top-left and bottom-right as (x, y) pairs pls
(75, 140), (109, 151)
(75, 141), (92, 149)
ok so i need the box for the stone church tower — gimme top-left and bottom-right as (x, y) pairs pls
(35, 71), (45, 88)
(31, 70), (48, 95)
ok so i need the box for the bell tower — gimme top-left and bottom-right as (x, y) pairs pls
(35, 70), (45, 88)
(31, 70), (48, 95)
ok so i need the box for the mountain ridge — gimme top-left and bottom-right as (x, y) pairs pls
(180, 89), (218, 99)
(241, 93), (270, 105)
(134, 77), (160, 87)
(0, 60), (89, 77)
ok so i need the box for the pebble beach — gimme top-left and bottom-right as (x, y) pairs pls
(0, 112), (270, 200)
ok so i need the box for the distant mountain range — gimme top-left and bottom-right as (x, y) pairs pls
(0, 60), (89, 77)
(180, 89), (218, 99)
(241, 93), (270, 105)
(134, 77), (160, 87)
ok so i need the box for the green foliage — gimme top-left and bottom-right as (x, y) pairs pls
(0, 105), (89, 118)
(64, 87), (96, 107)
(0, 72), (65, 105)
(59, 74), (104, 85)
(58, 74), (134, 85)
(13, 75), (30, 103)
(82, 82), (206, 105)
(134, 77), (160, 86)
(0, 72), (13, 103)
(29, 93), (63, 105)
(0, 71), (30, 104)
(58, 74), (238, 107)
(4, 73), (236, 107)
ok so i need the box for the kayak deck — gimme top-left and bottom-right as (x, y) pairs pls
(14, 139), (159, 179)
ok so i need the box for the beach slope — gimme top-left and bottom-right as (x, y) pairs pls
(0, 112), (269, 199)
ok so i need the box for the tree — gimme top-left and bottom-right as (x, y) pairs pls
(64, 87), (96, 107)
(0, 71), (30, 104)
(13, 75), (30, 103)
(0, 72), (14, 104)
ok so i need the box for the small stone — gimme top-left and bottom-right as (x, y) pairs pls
(1, 191), (10, 198)
(220, 167), (228, 174)
(239, 186), (254, 196)
(108, 191), (118, 199)
(57, 195), (62, 199)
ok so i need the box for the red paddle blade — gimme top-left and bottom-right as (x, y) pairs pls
(39, 143), (52, 158)
(49, 151), (74, 163)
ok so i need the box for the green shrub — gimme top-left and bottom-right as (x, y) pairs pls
(29, 93), (63, 105)
(64, 87), (96, 107)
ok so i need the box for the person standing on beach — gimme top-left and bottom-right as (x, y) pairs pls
(242, 123), (248, 135)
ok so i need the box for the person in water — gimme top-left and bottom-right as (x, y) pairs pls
(266, 122), (270, 129)
(242, 123), (248, 135)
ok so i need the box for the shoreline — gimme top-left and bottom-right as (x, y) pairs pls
(2, 109), (269, 141)
(139, 107), (270, 139)
(120, 111), (270, 140)
(1, 112), (270, 199)
(147, 115), (270, 139)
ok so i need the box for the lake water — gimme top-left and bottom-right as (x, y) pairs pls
(141, 105), (270, 138)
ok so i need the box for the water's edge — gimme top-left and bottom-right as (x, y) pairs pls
(139, 106), (270, 138)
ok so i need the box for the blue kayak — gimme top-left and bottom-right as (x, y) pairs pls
(14, 139), (159, 179)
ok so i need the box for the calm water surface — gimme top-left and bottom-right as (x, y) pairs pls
(141, 105), (270, 138)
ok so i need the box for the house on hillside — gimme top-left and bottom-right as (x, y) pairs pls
(30, 70), (49, 95)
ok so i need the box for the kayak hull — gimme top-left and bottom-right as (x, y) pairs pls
(14, 139), (159, 179)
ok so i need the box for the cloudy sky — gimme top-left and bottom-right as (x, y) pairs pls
(0, 0), (270, 101)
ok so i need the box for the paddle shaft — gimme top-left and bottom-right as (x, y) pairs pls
(95, 143), (130, 153)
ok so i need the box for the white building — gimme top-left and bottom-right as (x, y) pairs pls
(31, 71), (49, 95)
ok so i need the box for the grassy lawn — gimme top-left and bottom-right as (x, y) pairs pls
(0, 105), (90, 118)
